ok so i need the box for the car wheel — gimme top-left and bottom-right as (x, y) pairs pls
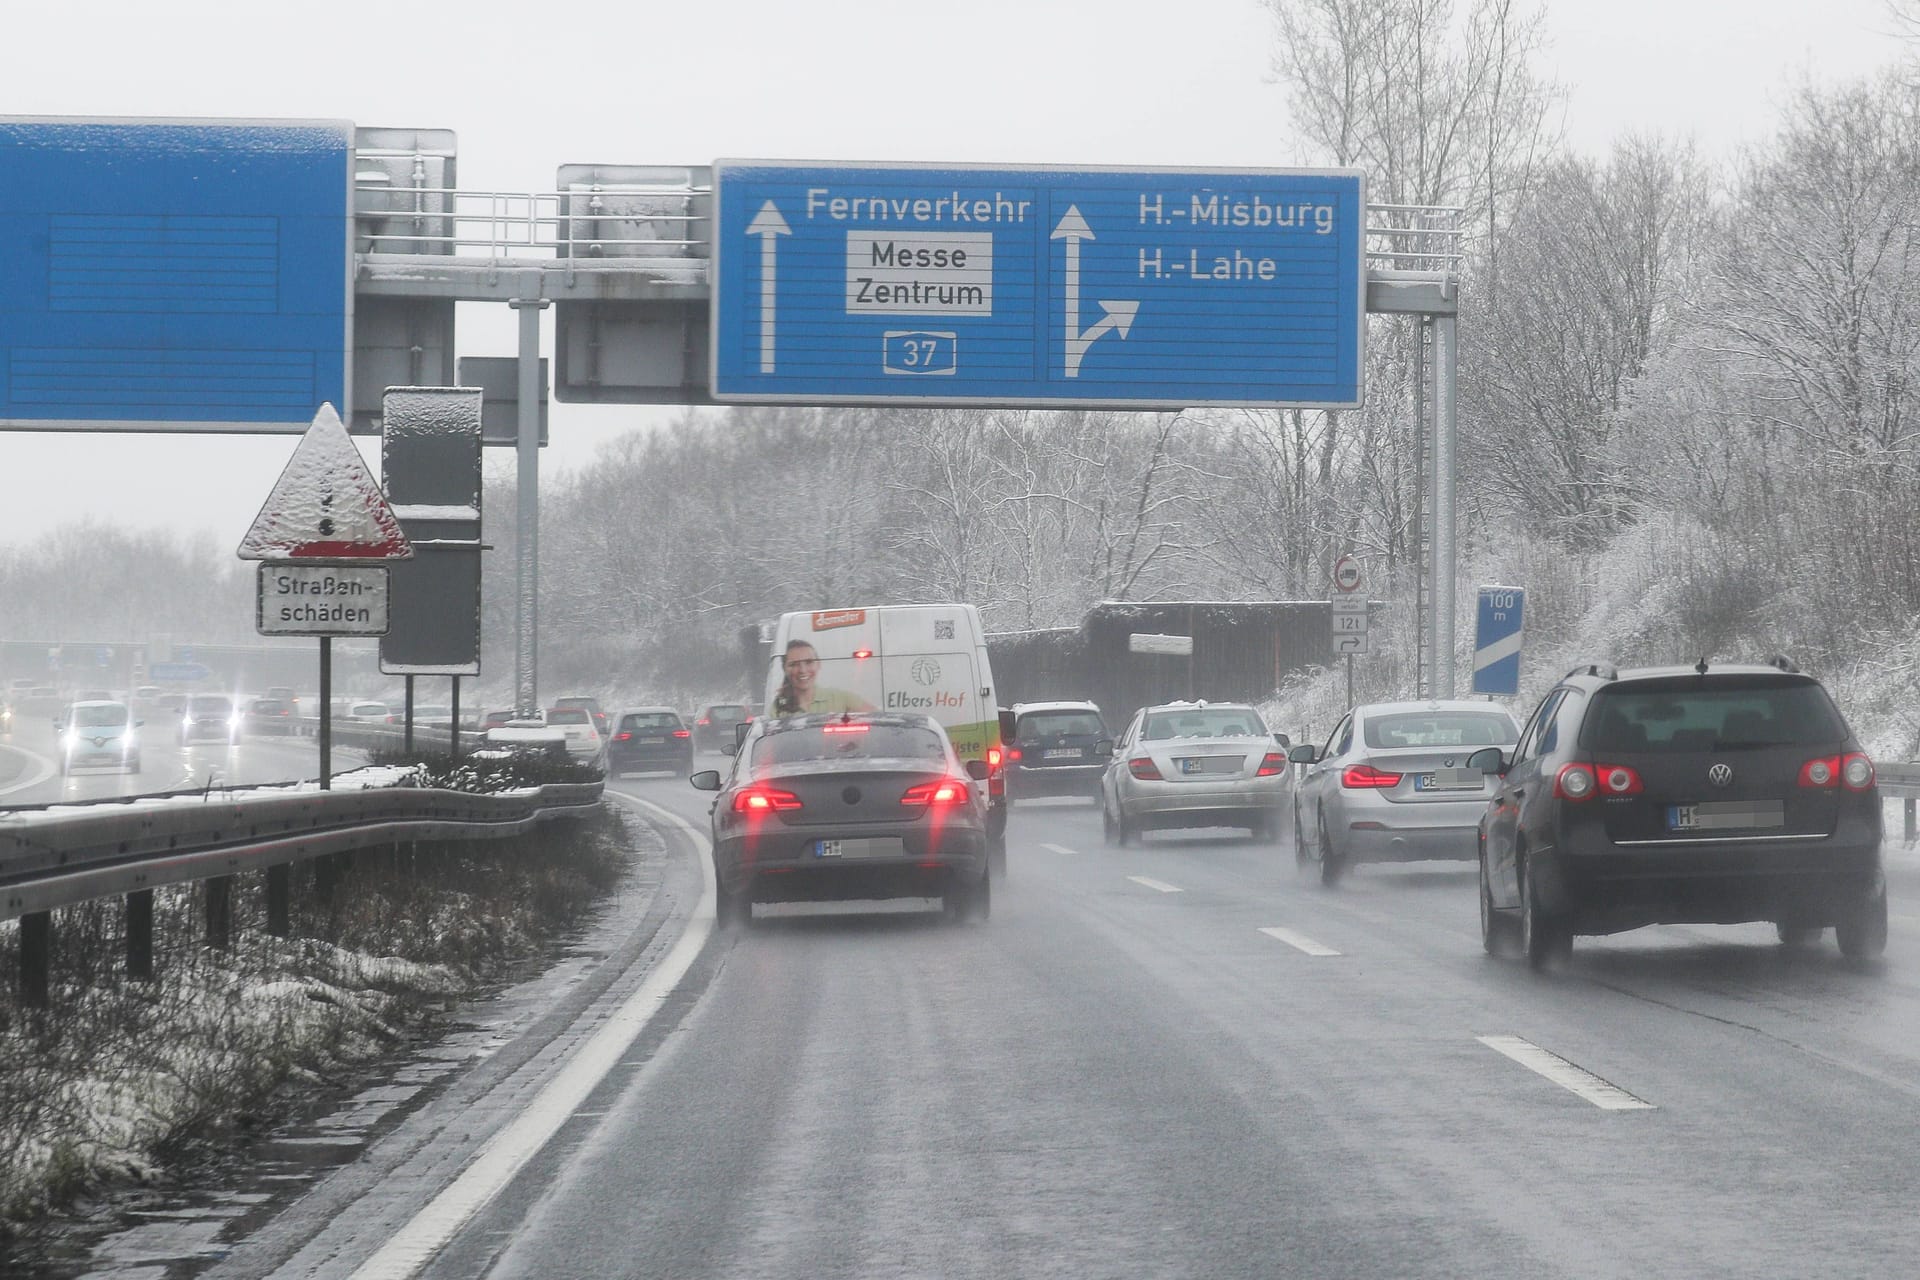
(1318, 818), (1345, 887)
(1102, 797), (1118, 845)
(1260, 807), (1285, 845)
(1836, 886), (1888, 960)
(1775, 920), (1822, 948)
(989, 831), (1008, 880)
(1115, 804), (1134, 847)
(1521, 853), (1571, 970)
(945, 870), (990, 923)
(1294, 809), (1313, 870)
(715, 880), (749, 929)
(1480, 852), (1516, 956)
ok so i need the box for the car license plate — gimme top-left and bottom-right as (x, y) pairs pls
(1043, 747), (1082, 759)
(641, 736), (666, 744)
(1413, 769), (1478, 791)
(1667, 801), (1785, 832)
(1178, 757), (1203, 775)
(813, 837), (904, 859)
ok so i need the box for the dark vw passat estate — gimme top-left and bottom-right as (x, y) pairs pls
(1473, 659), (1886, 968)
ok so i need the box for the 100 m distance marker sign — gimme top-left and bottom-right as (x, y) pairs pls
(711, 160), (1366, 409)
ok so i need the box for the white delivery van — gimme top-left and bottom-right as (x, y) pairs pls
(764, 604), (1008, 857)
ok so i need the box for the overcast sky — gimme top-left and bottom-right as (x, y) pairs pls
(0, 0), (1908, 548)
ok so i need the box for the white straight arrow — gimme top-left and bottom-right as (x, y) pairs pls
(746, 201), (791, 373)
(1051, 205), (1138, 378)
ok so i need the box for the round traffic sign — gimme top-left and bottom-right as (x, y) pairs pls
(1332, 555), (1362, 593)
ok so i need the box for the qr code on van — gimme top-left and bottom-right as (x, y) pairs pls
(935, 620), (954, 640)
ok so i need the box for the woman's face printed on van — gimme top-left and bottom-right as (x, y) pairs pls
(784, 643), (820, 694)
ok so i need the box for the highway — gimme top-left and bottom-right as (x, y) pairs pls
(110, 758), (1920, 1280)
(0, 715), (353, 807)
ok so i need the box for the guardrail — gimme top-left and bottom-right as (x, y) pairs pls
(1875, 762), (1920, 845)
(1, 772), (604, 1006)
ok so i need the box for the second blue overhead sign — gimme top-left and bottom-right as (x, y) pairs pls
(710, 161), (1366, 409)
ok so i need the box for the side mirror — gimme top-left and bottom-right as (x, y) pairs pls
(1272, 731), (1291, 748)
(52, 719), (63, 731)
(689, 769), (723, 791)
(997, 708), (1017, 741)
(733, 720), (752, 752)
(134, 719), (145, 728)
(965, 759), (990, 781)
(1467, 746), (1508, 776)
(1287, 743), (1317, 764)
(1095, 738), (1115, 757)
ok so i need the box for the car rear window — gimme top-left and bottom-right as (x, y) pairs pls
(621, 712), (682, 731)
(1363, 711), (1516, 749)
(252, 700), (289, 714)
(1584, 679), (1848, 753)
(1142, 709), (1267, 740)
(752, 723), (946, 766)
(1018, 711), (1105, 738)
(548, 708), (591, 725)
(707, 705), (749, 721)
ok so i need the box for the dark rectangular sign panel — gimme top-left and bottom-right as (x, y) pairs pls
(0, 116), (353, 431)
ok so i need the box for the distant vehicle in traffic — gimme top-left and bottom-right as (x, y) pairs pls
(606, 707), (694, 776)
(1100, 701), (1293, 844)
(543, 706), (604, 765)
(1005, 700), (1112, 802)
(690, 711), (991, 926)
(242, 697), (297, 735)
(178, 694), (239, 745)
(338, 701), (391, 723)
(1290, 699), (1520, 885)
(692, 702), (754, 753)
(1474, 659), (1886, 967)
(551, 695), (609, 739)
(57, 699), (142, 774)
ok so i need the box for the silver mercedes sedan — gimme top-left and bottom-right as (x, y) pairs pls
(1100, 701), (1294, 844)
(1290, 699), (1520, 885)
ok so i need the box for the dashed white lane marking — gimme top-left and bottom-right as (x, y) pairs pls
(353, 794), (714, 1279)
(1127, 875), (1183, 893)
(1259, 927), (1341, 956)
(1477, 1035), (1656, 1111)
(1041, 842), (1077, 856)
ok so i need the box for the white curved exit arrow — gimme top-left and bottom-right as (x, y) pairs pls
(1051, 205), (1139, 378)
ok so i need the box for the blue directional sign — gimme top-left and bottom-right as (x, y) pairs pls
(711, 161), (1366, 408)
(1472, 586), (1525, 696)
(0, 117), (354, 431)
(149, 662), (212, 683)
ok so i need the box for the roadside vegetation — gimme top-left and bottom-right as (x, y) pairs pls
(0, 755), (628, 1241)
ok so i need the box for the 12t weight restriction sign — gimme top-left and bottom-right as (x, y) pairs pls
(1330, 596), (1370, 655)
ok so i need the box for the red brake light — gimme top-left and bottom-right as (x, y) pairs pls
(1341, 764), (1402, 789)
(823, 723), (870, 734)
(1257, 752), (1287, 777)
(614, 732), (632, 742)
(672, 729), (691, 739)
(1554, 763), (1596, 801)
(697, 717), (710, 726)
(1128, 756), (1162, 780)
(987, 745), (1004, 770)
(901, 778), (971, 806)
(853, 648), (873, 659)
(1008, 746), (1023, 762)
(733, 787), (802, 813)
(1799, 755), (1837, 788)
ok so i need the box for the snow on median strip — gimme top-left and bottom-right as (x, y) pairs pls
(1258, 926), (1341, 956)
(1126, 875), (1183, 893)
(1477, 1035), (1656, 1111)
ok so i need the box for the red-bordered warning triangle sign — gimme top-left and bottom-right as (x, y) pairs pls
(237, 403), (412, 560)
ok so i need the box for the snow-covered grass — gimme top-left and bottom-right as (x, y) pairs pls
(0, 803), (629, 1236)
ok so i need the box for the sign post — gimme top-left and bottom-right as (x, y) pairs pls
(1472, 586), (1525, 696)
(712, 161), (1366, 409)
(238, 403), (412, 790)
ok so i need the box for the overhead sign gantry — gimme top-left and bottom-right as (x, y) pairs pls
(710, 161), (1366, 408)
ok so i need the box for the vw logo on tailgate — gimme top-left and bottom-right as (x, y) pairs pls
(1707, 763), (1734, 787)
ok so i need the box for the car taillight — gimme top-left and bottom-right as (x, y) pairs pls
(1801, 753), (1875, 791)
(733, 787), (802, 813)
(672, 729), (691, 739)
(697, 717), (710, 726)
(987, 745), (1004, 771)
(901, 778), (971, 806)
(1007, 746), (1023, 762)
(614, 732), (631, 742)
(1554, 763), (1596, 801)
(1594, 763), (1643, 795)
(1256, 752), (1287, 777)
(1128, 756), (1162, 780)
(1341, 764), (1402, 789)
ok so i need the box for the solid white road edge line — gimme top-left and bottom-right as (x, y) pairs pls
(1477, 1035), (1656, 1111)
(352, 793), (714, 1279)
(1126, 875), (1183, 893)
(1258, 926), (1341, 956)
(1040, 842), (1077, 856)
(0, 745), (55, 796)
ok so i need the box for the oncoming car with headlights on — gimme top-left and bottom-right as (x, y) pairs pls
(57, 699), (142, 774)
(690, 711), (992, 927)
(1100, 701), (1293, 844)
